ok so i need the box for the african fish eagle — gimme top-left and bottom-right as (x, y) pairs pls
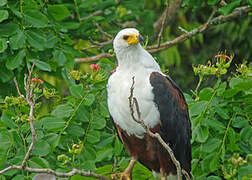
(107, 28), (191, 180)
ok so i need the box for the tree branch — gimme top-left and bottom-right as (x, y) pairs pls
(80, 10), (103, 21)
(74, 6), (251, 63)
(75, 53), (113, 63)
(153, 0), (182, 40)
(128, 77), (191, 180)
(0, 166), (111, 180)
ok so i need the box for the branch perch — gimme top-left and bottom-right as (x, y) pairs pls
(128, 77), (191, 180)
(74, 6), (251, 63)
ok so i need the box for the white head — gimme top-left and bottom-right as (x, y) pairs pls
(113, 28), (144, 54)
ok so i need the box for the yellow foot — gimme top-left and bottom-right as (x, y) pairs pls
(111, 172), (131, 180)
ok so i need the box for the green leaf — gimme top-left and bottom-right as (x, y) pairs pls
(70, 84), (85, 98)
(199, 88), (214, 101)
(209, 155), (219, 171)
(87, 130), (100, 143)
(0, 10), (8, 23)
(229, 77), (243, 88)
(1, 111), (17, 129)
(0, 22), (18, 37)
(0, 0), (7, 6)
(91, 114), (106, 130)
(75, 105), (90, 122)
(24, 9), (48, 28)
(26, 29), (46, 50)
(240, 127), (252, 142)
(223, 88), (240, 98)
(12, 175), (25, 180)
(51, 104), (73, 118)
(42, 116), (65, 131)
(196, 126), (209, 143)
(217, 82), (226, 96)
(219, 0), (241, 15)
(43, 133), (60, 149)
(0, 38), (7, 53)
(28, 157), (49, 168)
(84, 94), (95, 106)
(9, 31), (26, 50)
(48, 4), (70, 21)
(238, 165), (252, 178)
(189, 101), (208, 117)
(232, 116), (249, 128)
(207, 0), (219, 5)
(0, 129), (12, 153)
(53, 50), (67, 66)
(45, 33), (58, 48)
(33, 59), (51, 72)
(202, 138), (221, 153)
(207, 176), (222, 180)
(79, 160), (96, 171)
(32, 140), (50, 156)
(0, 63), (14, 83)
(215, 107), (230, 120)
(66, 124), (84, 137)
(96, 148), (113, 162)
(114, 136), (123, 156)
(6, 49), (26, 70)
(83, 145), (96, 160)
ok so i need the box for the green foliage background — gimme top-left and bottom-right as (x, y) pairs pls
(0, 0), (251, 179)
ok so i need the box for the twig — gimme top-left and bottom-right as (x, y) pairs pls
(80, 10), (103, 21)
(157, 1), (169, 47)
(0, 166), (111, 180)
(128, 77), (191, 180)
(75, 53), (113, 63)
(93, 21), (113, 38)
(74, 6), (251, 63)
(13, 77), (23, 97)
(83, 39), (113, 50)
(153, 0), (182, 40)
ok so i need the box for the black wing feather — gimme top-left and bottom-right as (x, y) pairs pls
(150, 72), (192, 175)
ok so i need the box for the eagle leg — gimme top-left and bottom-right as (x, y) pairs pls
(112, 157), (137, 180)
(160, 168), (166, 180)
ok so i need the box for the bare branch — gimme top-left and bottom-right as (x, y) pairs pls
(157, 2), (169, 47)
(75, 6), (251, 63)
(75, 53), (113, 63)
(153, 0), (182, 40)
(13, 77), (23, 97)
(128, 77), (191, 180)
(82, 39), (113, 50)
(93, 21), (113, 38)
(0, 165), (111, 180)
(80, 10), (103, 21)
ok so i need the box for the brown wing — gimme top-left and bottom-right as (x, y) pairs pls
(150, 72), (192, 176)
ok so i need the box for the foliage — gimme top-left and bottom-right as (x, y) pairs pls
(188, 56), (252, 179)
(0, 0), (251, 180)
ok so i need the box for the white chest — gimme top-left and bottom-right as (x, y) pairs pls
(107, 67), (160, 138)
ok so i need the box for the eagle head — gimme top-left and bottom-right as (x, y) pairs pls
(113, 28), (145, 53)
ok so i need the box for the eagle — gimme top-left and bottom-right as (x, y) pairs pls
(107, 28), (191, 180)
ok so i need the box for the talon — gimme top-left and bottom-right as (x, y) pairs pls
(111, 172), (131, 180)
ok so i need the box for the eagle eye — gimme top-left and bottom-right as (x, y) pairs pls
(123, 35), (129, 40)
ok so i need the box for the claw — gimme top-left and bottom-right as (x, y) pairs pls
(111, 157), (137, 180)
(111, 172), (131, 180)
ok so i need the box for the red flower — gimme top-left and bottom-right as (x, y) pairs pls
(89, 64), (101, 70)
(32, 78), (44, 84)
(215, 54), (231, 60)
